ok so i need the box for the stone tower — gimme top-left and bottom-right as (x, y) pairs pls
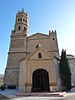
(4, 9), (29, 88)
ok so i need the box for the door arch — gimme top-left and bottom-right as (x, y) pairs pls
(32, 69), (50, 92)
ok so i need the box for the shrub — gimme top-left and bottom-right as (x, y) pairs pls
(1, 85), (6, 91)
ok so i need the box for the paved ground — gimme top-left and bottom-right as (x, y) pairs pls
(0, 94), (9, 100)
(0, 89), (75, 100)
(0, 93), (75, 100)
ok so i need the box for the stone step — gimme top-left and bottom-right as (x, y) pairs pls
(15, 92), (66, 97)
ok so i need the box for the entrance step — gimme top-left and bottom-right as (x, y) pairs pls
(15, 92), (66, 97)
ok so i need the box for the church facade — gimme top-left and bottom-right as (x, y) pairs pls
(4, 9), (61, 92)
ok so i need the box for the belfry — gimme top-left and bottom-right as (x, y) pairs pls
(4, 9), (61, 92)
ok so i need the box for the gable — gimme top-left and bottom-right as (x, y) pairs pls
(28, 33), (49, 40)
(27, 48), (51, 60)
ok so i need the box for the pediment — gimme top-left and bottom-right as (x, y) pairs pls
(28, 33), (49, 40)
(27, 48), (51, 60)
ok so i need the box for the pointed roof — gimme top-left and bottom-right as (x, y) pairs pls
(27, 33), (49, 40)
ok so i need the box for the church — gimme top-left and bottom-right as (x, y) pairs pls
(4, 9), (62, 92)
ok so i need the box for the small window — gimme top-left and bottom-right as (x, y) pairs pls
(24, 27), (26, 31)
(24, 27), (25, 30)
(18, 26), (21, 30)
(38, 52), (42, 58)
(53, 38), (55, 40)
(25, 20), (27, 23)
(36, 45), (39, 48)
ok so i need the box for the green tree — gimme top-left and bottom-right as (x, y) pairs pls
(59, 49), (71, 91)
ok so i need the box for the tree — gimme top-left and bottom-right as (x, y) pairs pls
(59, 49), (71, 91)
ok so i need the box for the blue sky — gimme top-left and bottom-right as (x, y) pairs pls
(0, 0), (75, 74)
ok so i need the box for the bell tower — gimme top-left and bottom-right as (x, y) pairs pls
(4, 9), (29, 88)
(14, 9), (29, 36)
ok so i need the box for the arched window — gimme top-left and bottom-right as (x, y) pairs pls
(53, 38), (55, 41)
(23, 19), (25, 21)
(24, 27), (26, 31)
(18, 18), (20, 21)
(21, 18), (22, 21)
(38, 52), (42, 58)
(25, 20), (27, 23)
(18, 26), (21, 30)
(24, 27), (25, 31)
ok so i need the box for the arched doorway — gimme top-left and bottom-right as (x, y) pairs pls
(32, 69), (50, 92)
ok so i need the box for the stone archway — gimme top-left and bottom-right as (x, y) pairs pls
(32, 69), (50, 92)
